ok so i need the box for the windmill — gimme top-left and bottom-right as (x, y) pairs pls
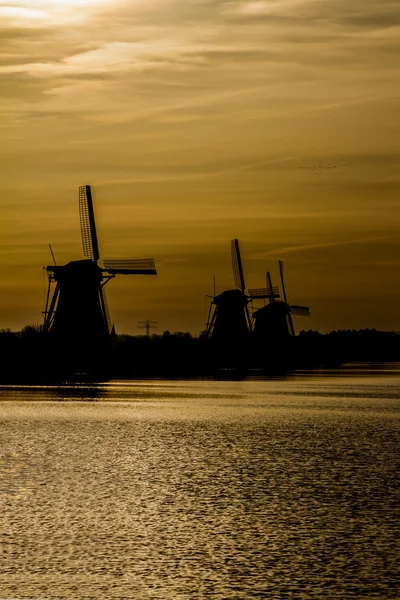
(252, 261), (310, 339)
(206, 239), (276, 341)
(43, 185), (157, 346)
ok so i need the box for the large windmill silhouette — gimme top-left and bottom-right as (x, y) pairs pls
(43, 185), (157, 344)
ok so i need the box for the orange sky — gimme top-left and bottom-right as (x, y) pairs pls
(1, 0), (400, 334)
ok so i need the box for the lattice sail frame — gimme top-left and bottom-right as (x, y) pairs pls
(79, 185), (100, 262)
(290, 305), (310, 317)
(102, 259), (156, 274)
(248, 286), (280, 300)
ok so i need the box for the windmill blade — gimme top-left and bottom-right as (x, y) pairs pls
(278, 261), (295, 335)
(231, 239), (246, 292)
(278, 260), (289, 305)
(49, 244), (56, 266)
(79, 185), (100, 262)
(266, 272), (277, 305)
(43, 281), (60, 333)
(206, 301), (217, 338)
(99, 287), (113, 334)
(205, 297), (214, 332)
(290, 305), (310, 317)
(102, 258), (156, 275)
(248, 286), (280, 299)
(245, 303), (253, 333)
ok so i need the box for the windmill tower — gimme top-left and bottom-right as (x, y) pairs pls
(205, 239), (253, 342)
(252, 261), (310, 339)
(43, 185), (157, 347)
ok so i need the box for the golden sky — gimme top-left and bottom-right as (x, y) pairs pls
(1, 0), (400, 334)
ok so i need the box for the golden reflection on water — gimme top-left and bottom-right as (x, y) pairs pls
(0, 377), (399, 599)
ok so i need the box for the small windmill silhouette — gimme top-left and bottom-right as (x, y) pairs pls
(252, 261), (310, 339)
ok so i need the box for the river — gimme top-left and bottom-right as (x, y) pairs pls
(1, 373), (399, 599)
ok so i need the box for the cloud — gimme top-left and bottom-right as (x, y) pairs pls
(0, 6), (49, 20)
(257, 237), (388, 257)
(222, 0), (400, 28)
(222, 0), (315, 17)
(0, 0), (117, 25)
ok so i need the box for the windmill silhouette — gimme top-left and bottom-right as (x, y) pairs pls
(205, 240), (250, 341)
(206, 239), (278, 341)
(252, 261), (309, 339)
(43, 185), (157, 344)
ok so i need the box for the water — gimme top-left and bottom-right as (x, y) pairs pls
(0, 375), (399, 599)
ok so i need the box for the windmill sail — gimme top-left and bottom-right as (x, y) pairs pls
(248, 285), (280, 299)
(43, 278), (60, 333)
(99, 287), (112, 334)
(79, 185), (100, 262)
(231, 239), (246, 292)
(266, 272), (276, 304)
(279, 260), (295, 336)
(278, 261), (288, 304)
(103, 259), (156, 275)
(290, 305), (310, 317)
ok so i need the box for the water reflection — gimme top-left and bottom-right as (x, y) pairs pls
(0, 376), (399, 599)
(0, 384), (107, 402)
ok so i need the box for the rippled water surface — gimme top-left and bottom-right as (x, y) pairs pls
(1, 376), (399, 599)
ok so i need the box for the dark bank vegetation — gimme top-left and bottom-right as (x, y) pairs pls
(1, 325), (400, 382)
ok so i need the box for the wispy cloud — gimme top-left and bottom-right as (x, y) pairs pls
(257, 237), (388, 257)
(0, 0), (115, 25)
(222, 0), (316, 17)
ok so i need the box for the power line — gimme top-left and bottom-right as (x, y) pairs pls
(138, 320), (158, 336)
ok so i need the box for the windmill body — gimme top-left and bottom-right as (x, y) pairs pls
(210, 288), (250, 342)
(46, 259), (108, 342)
(43, 186), (157, 358)
(253, 301), (290, 339)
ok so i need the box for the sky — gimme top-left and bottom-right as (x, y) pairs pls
(1, 0), (400, 335)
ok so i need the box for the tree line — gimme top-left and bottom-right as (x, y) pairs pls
(0, 325), (400, 382)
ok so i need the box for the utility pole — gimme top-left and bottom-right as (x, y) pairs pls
(138, 320), (158, 336)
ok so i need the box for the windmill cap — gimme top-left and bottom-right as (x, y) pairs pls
(214, 289), (249, 306)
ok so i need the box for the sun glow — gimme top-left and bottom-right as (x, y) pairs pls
(37, 0), (106, 6)
(0, 6), (48, 18)
(0, 0), (115, 23)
